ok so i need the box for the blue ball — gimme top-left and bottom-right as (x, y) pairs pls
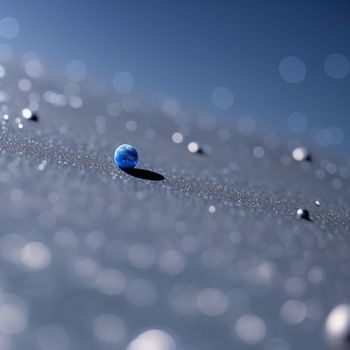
(114, 144), (138, 169)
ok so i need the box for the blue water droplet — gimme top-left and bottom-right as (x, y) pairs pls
(114, 144), (138, 169)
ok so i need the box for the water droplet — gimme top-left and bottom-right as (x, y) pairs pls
(187, 142), (202, 154)
(209, 205), (216, 213)
(114, 144), (138, 169)
(292, 147), (311, 162)
(324, 304), (350, 350)
(21, 108), (32, 119)
(296, 208), (310, 220)
(126, 329), (176, 350)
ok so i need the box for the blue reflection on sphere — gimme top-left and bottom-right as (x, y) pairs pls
(114, 144), (138, 169)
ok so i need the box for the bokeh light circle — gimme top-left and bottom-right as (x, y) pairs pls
(93, 314), (126, 344)
(0, 17), (19, 39)
(211, 86), (234, 109)
(279, 56), (306, 84)
(66, 60), (87, 82)
(324, 54), (349, 79)
(234, 314), (266, 344)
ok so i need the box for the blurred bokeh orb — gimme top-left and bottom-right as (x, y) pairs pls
(325, 304), (350, 350)
(324, 54), (349, 79)
(211, 86), (234, 109)
(279, 56), (306, 83)
(0, 17), (19, 39)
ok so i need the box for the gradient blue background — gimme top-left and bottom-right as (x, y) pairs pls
(1, 0), (350, 151)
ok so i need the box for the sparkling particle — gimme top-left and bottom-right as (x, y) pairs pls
(235, 314), (266, 344)
(114, 144), (138, 169)
(296, 208), (310, 221)
(324, 304), (350, 350)
(18, 79), (32, 92)
(21, 108), (32, 119)
(126, 329), (176, 350)
(325, 54), (349, 79)
(292, 147), (310, 162)
(187, 142), (200, 153)
(315, 200), (320, 207)
(211, 86), (234, 109)
(209, 205), (216, 213)
(38, 160), (47, 171)
(279, 56), (306, 83)
(171, 132), (183, 144)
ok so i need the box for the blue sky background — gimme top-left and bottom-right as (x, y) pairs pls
(1, 0), (350, 151)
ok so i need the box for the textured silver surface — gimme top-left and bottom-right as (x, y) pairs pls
(0, 61), (349, 350)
